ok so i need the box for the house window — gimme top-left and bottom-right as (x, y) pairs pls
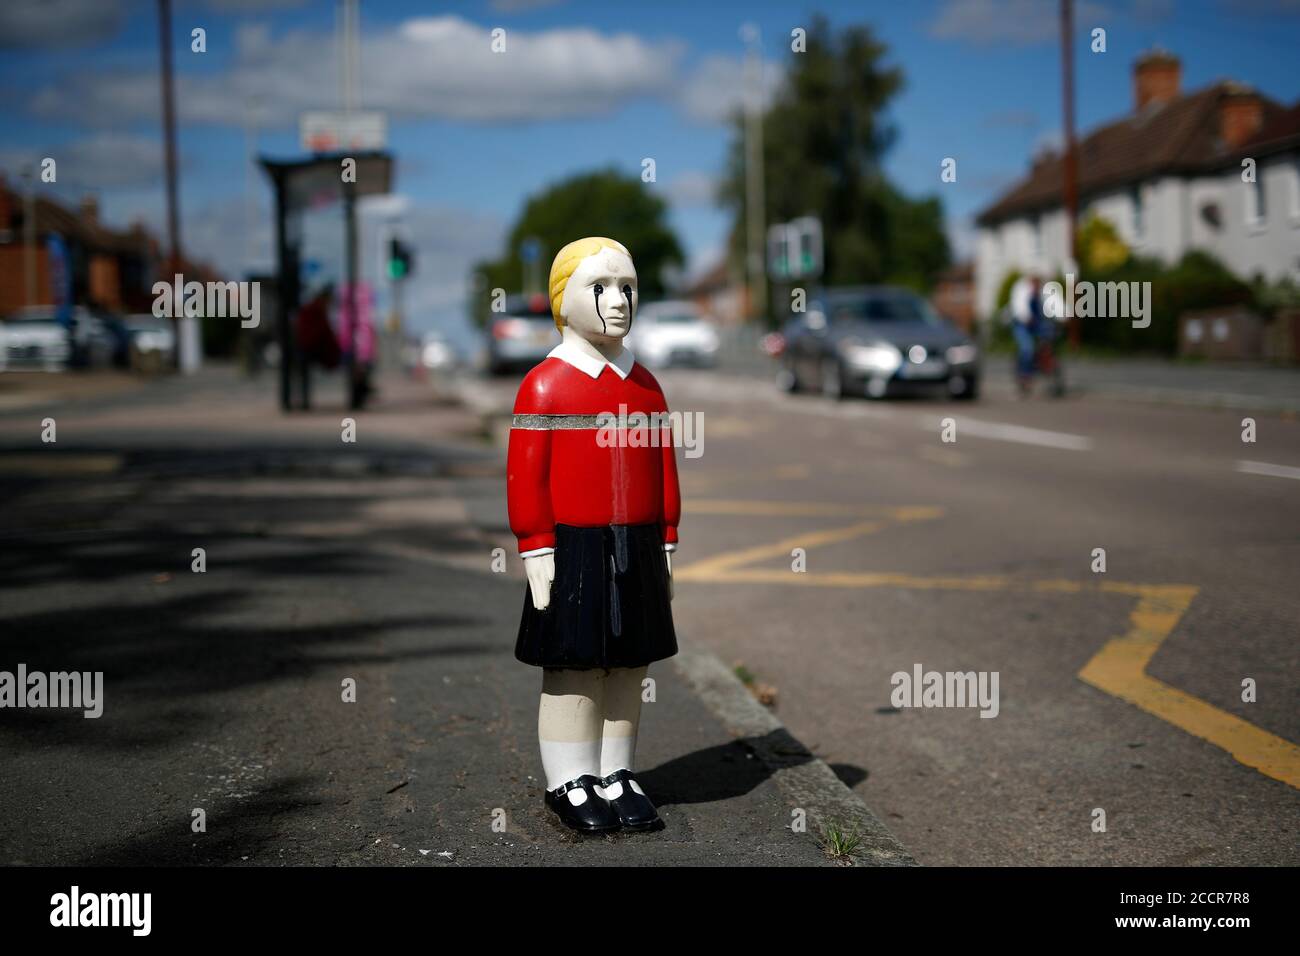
(1131, 185), (1145, 239)
(1032, 215), (1043, 256)
(1246, 174), (1266, 226)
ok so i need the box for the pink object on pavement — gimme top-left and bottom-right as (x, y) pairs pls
(336, 281), (377, 364)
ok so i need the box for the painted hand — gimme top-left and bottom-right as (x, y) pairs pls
(524, 552), (555, 610)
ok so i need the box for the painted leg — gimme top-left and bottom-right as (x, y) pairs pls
(597, 665), (662, 830)
(599, 665), (647, 784)
(537, 668), (620, 833)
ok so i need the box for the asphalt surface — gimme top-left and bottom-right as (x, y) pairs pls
(0, 367), (840, 867)
(657, 364), (1300, 865)
(457, 354), (1300, 866)
(2, 357), (1297, 866)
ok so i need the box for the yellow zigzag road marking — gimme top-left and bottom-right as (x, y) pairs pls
(1079, 587), (1300, 790)
(675, 508), (1300, 790)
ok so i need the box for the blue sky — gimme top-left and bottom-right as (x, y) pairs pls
(2, 0), (1298, 337)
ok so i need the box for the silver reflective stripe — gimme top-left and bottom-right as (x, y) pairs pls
(511, 414), (605, 430)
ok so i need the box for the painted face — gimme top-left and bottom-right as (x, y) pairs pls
(559, 248), (638, 343)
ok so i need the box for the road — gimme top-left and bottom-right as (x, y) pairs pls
(1, 359), (1297, 866)
(658, 364), (1300, 865)
(0, 367), (855, 866)
(462, 355), (1300, 865)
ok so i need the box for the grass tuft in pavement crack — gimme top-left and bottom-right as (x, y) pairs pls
(819, 820), (864, 863)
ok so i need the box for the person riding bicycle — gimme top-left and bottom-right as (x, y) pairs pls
(1008, 273), (1039, 395)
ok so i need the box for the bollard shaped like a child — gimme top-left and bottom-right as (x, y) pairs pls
(506, 236), (680, 834)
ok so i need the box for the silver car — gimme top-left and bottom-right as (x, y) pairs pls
(628, 301), (719, 369)
(486, 294), (560, 375)
(1, 313), (73, 371)
(777, 286), (980, 400)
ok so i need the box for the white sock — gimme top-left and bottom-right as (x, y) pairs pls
(539, 739), (601, 805)
(599, 666), (647, 795)
(538, 669), (605, 807)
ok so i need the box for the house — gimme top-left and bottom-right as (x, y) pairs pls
(974, 51), (1300, 320)
(682, 256), (750, 326)
(0, 174), (156, 316)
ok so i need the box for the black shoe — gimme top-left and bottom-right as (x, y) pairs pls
(599, 769), (662, 831)
(544, 775), (621, 834)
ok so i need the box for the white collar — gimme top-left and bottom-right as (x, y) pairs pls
(547, 340), (636, 380)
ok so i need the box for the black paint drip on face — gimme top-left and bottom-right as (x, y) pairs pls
(591, 281), (634, 337)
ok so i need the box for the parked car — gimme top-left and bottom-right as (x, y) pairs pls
(5, 305), (119, 369)
(486, 293), (559, 375)
(124, 314), (178, 368)
(0, 311), (73, 371)
(418, 331), (457, 372)
(88, 309), (133, 368)
(628, 300), (719, 368)
(776, 286), (980, 400)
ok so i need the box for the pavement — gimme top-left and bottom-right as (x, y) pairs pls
(450, 351), (1300, 867)
(0, 363), (907, 867)
(4, 350), (1297, 867)
(980, 353), (1300, 414)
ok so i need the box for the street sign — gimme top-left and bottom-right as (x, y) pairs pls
(789, 216), (823, 279)
(299, 111), (387, 153)
(769, 218), (823, 281)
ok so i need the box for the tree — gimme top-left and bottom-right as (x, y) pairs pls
(1076, 213), (1129, 274)
(471, 169), (683, 325)
(719, 16), (950, 317)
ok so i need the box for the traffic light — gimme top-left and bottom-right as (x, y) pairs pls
(386, 238), (413, 280)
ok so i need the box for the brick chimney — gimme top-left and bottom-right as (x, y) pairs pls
(1220, 84), (1264, 149)
(79, 194), (99, 226)
(1134, 50), (1181, 111)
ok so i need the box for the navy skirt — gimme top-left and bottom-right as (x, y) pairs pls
(515, 523), (678, 670)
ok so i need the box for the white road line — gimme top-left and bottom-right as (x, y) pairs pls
(920, 415), (1093, 451)
(1236, 460), (1300, 481)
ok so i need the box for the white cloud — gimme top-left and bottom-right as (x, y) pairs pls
(676, 53), (784, 125)
(27, 15), (687, 128)
(0, 132), (165, 189)
(0, 0), (127, 49)
(662, 170), (718, 208)
(929, 0), (1112, 46)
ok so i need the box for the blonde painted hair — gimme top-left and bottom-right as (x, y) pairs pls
(548, 236), (629, 330)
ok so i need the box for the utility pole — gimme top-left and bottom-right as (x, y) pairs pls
(158, 0), (198, 371)
(1061, 0), (1080, 347)
(340, 0), (362, 408)
(158, 0), (181, 276)
(741, 23), (767, 324)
